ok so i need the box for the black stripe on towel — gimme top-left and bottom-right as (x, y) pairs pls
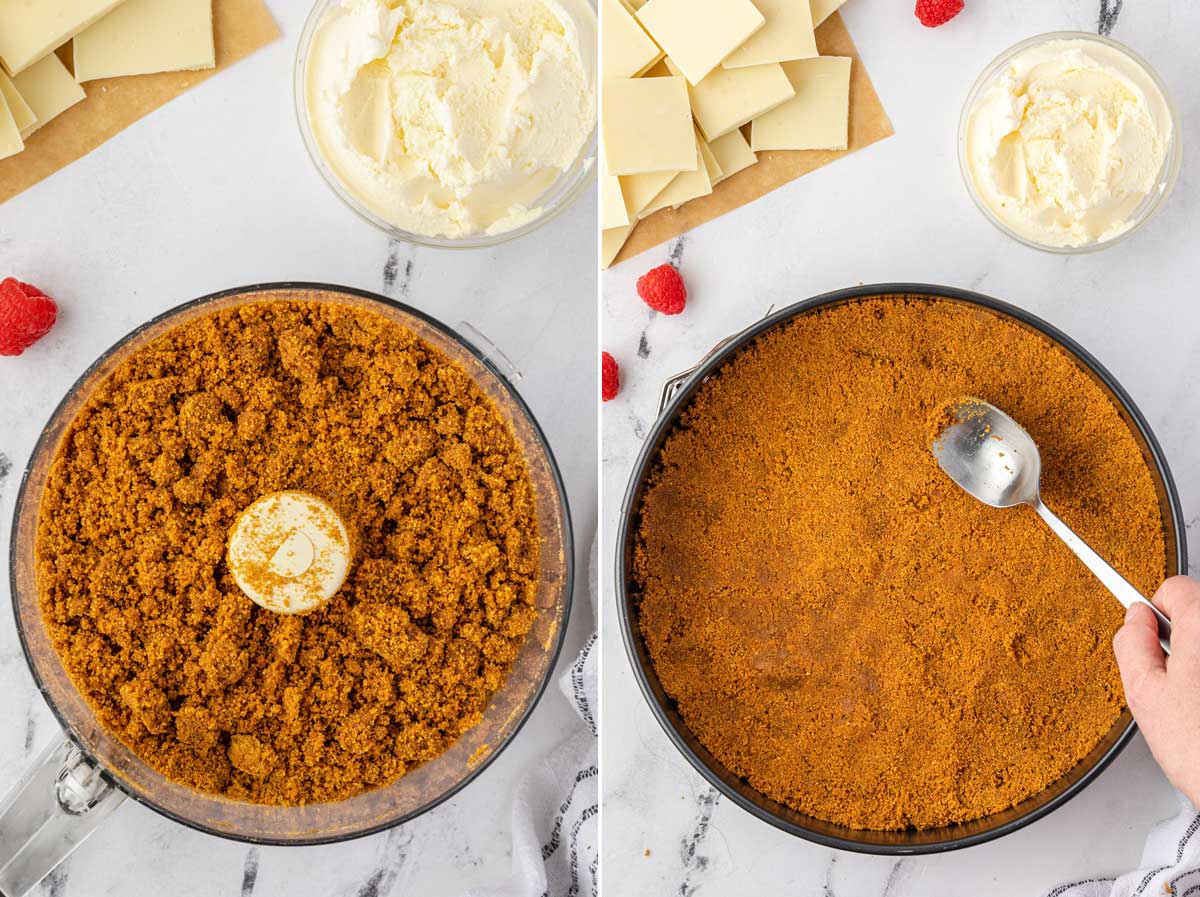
(1046, 878), (1114, 897)
(566, 804), (599, 897)
(541, 766), (599, 862)
(1131, 866), (1169, 896)
(572, 635), (597, 735)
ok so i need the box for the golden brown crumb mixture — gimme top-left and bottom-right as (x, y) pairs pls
(36, 300), (540, 805)
(634, 296), (1167, 831)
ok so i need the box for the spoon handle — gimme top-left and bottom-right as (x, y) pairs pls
(1034, 501), (1172, 656)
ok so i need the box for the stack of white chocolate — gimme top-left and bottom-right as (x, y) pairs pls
(0, 0), (216, 162)
(601, 0), (853, 267)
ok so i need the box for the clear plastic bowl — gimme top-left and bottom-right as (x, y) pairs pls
(293, 0), (597, 249)
(957, 32), (1181, 254)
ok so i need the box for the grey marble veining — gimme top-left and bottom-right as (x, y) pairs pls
(601, 0), (1200, 894)
(0, 2), (596, 894)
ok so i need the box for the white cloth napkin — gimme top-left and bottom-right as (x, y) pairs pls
(462, 538), (599, 897)
(1046, 795), (1200, 897)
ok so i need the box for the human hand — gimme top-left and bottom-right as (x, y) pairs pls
(1113, 576), (1200, 808)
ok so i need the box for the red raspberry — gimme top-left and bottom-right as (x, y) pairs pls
(0, 278), (58, 356)
(601, 352), (620, 402)
(915, 0), (963, 26)
(636, 264), (686, 315)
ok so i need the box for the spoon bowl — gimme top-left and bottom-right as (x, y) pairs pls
(932, 397), (1172, 653)
(932, 399), (1043, 509)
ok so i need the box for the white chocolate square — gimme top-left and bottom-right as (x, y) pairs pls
(724, 0), (817, 68)
(602, 173), (631, 229)
(602, 0), (662, 79)
(697, 130), (722, 181)
(12, 52), (86, 137)
(0, 70), (35, 132)
(602, 76), (697, 175)
(0, 91), (23, 160)
(73, 0), (215, 82)
(0, 0), (126, 76)
(709, 127), (757, 183)
(636, 0), (765, 85)
(603, 224), (633, 268)
(750, 56), (851, 151)
(811, 0), (849, 26)
(620, 169), (678, 218)
(666, 56), (793, 142)
(640, 133), (712, 217)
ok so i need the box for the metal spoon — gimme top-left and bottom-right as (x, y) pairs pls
(932, 398), (1172, 655)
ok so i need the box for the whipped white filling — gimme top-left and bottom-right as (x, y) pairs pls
(965, 39), (1171, 248)
(305, 0), (596, 239)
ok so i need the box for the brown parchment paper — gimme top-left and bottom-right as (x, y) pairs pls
(611, 12), (894, 266)
(0, 0), (279, 206)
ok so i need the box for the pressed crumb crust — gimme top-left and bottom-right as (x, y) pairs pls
(36, 301), (540, 805)
(634, 296), (1167, 831)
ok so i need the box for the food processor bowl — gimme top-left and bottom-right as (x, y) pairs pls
(3, 284), (573, 893)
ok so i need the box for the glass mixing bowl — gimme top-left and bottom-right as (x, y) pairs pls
(617, 283), (1186, 854)
(958, 32), (1181, 254)
(3, 284), (573, 893)
(294, 0), (598, 249)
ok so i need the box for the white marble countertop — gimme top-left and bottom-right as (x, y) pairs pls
(0, 2), (597, 894)
(601, 0), (1200, 894)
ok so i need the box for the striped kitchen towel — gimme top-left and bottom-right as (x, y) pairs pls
(464, 538), (599, 897)
(1048, 794), (1200, 897)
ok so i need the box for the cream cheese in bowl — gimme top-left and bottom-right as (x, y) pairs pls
(961, 34), (1178, 251)
(302, 0), (596, 241)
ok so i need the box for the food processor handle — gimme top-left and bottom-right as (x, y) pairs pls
(456, 321), (522, 383)
(0, 738), (126, 897)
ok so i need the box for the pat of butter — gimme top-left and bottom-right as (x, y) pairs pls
(636, 0), (765, 85)
(750, 55), (851, 151)
(602, 76), (697, 175)
(709, 127), (757, 184)
(810, 0), (849, 26)
(602, 0), (661, 79)
(724, 0), (817, 68)
(602, 172), (631, 229)
(640, 132), (713, 218)
(0, 0), (127, 76)
(73, 0), (215, 82)
(12, 53), (86, 137)
(0, 70), (35, 133)
(0, 91), (23, 160)
(603, 224), (633, 268)
(666, 57), (794, 142)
